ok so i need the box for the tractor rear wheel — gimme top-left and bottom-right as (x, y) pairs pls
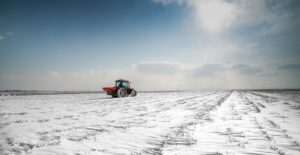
(130, 89), (137, 97)
(117, 88), (127, 98)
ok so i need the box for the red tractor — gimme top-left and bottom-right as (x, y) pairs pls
(103, 79), (137, 98)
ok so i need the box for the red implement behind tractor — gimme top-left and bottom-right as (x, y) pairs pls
(103, 79), (137, 98)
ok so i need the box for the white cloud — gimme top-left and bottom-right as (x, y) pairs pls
(154, 0), (299, 34)
(0, 35), (5, 41)
(134, 61), (182, 75)
(6, 31), (15, 36)
(187, 64), (225, 77)
(278, 64), (300, 70)
(231, 64), (262, 74)
(0, 31), (15, 42)
(133, 61), (226, 77)
(46, 71), (61, 79)
(152, 0), (185, 5)
(189, 0), (235, 32)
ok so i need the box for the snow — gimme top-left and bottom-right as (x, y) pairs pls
(0, 91), (300, 155)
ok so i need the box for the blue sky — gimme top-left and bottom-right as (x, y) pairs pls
(0, 0), (188, 72)
(0, 0), (300, 90)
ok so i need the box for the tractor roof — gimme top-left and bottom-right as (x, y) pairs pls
(115, 79), (128, 82)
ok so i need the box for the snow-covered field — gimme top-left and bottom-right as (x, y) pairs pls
(1, 90), (300, 155)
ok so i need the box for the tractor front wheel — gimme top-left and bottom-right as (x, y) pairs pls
(130, 89), (137, 97)
(117, 88), (127, 98)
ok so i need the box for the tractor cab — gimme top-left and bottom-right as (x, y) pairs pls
(115, 79), (129, 88)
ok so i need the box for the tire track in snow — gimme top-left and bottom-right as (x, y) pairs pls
(101, 92), (220, 131)
(243, 92), (300, 155)
(140, 91), (233, 155)
(89, 92), (227, 155)
(265, 118), (300, 153)
(182, 91), (286, 155)
(241, 92), (288, 155)
(240, 91), (264, 113)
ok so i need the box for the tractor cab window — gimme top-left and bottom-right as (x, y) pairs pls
(116, 81), (128, 88)
(122, 82), (128, 87)
(116, 81), (121, 87)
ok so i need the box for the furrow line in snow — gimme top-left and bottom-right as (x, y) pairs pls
(265, 117), (300, 152)
(251, 91), (300, 104)
(140, 91), (233, 154)
(132, 91), (223, 119)
(239, 92), (263, 113)
(246, 91), (279, 104)
(259, 119), (287, 155)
